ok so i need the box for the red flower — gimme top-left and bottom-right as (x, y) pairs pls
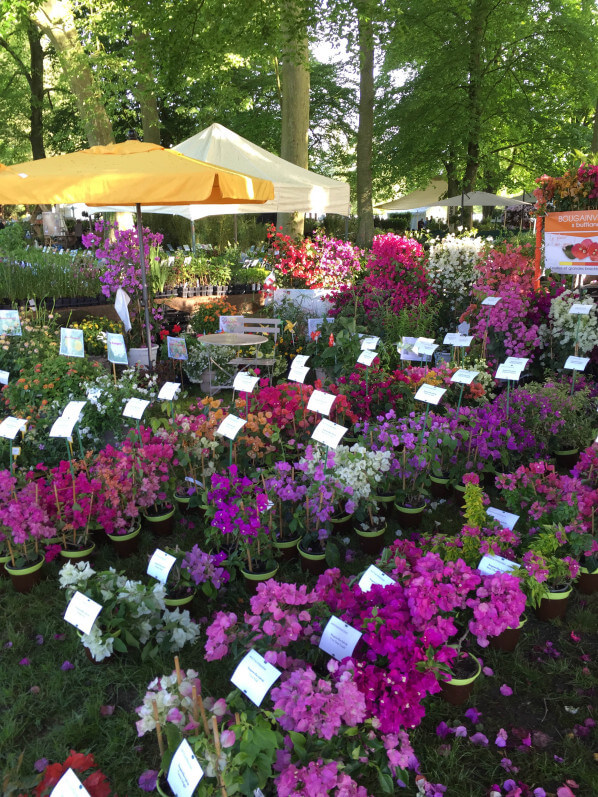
(159, 329), (169, 341)
(172, 324), (181, 334)
(328, 334), (335, 347)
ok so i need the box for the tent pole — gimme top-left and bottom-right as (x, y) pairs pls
(191, 219), (196, 254)
(136, 203), (154, 371)
(233, 214), (238, 244)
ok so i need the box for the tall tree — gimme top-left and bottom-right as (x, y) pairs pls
(355, 0), (374, 247)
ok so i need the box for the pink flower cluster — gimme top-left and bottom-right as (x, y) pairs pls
(275, 759), (370, 797)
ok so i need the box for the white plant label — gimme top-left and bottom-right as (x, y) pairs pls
(185, 476), (203, 487)
(122, 398), (150, 420)
(487, 507), (520, 530)
(451, 369), (479, 385)
(564, 355), (589, 371)
(233, 372), (259, 393)
(50, 768), (91, 796)
(495, 363), (522, 381)
(568, 303), (593, 315)
(288, 364), (310, 384)
(458, 321), (470, 335)
(230, 649), (281, 706)
(158, 382), (181, 401)
(0, 370), (8, 385)
(216, 414), (247, 440)
(482, 296), (502, 306)
(293, 354), (309, 367)
(360, 335), (380, 350)
(59, 327), (85, 358)
(358, 565), (395, 593)
(0, 309), (22, 336)
(414, 339), (438, 357)
(504, 356), (529, 370)
(307, 389), (336, 416)
(312, 419), (348, 449)
(64, 591), (103, 635)
(106, 332), (128, 365)
(443, 332), (474, 347)
(167, 739), (204, 797)
(319, 616), (363, 661)
(357, 349), (378, 366)
(0, 416), (27, 440)
(414, 384), (446, 405)
(62, 400), (87, 422)
(49, 416), (78, 439)
(147, 549), (177, 584)
(477, 554), (518, 576)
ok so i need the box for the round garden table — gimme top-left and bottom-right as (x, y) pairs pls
(198, 332), (268, 393)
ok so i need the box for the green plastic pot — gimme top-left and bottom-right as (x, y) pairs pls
(5, 555), (45, 593)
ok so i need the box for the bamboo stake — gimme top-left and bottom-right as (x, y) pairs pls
(211, 716), (228, 797)
(174, 655), (182, 684)
(152, 700), (165, 757)
(191, 685), (199, 724)
(197, 693), (210, 736)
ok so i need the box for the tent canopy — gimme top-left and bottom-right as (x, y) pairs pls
(434, 191), (530, 207)
(88, 123), (350, 219)
(375, 180), (448, 212)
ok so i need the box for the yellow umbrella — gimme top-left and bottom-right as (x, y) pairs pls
(0, 140), (274, 361)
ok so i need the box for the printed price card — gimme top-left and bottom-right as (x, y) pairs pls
(233, 372), (259, 393)
(357, 349), (378, 366)
(307, 389), (336, 416)
(293, 354), (309, 367)
(0, 416), (27, 440)
(0, 370), (8, 385)
(443, 332), (473, 347)
(147, 549), (177, 584)
(360, 335), (380, 350)
(481, 296), (502, 306)
(49, 415), (77, 439)
(495, 363), (522, 381)
(216, 414), (247, 440)
(62, 401), (87, 422)
(312, 419), (348, 449)
(564, 355), (589, 371)
(167, 739), (204, 797)
(50, 768), (91, 796)
(504, 356), (529, 370)
(122, 398), (150, 420)
(231, 649), (281, 706)
(358, 565), (395, 593)
(319, 616), (362, 661)
(106, 332), (128, 365)
(451, 369), (479, 385)
(158, 382), (181, 401)
(0, 309), (22, 336)
(64, 591), (103, 635)
(399, 336), (433, 362)
(568, 303), (593, 315)
(59, 327), (85, 358)
(487, 507), (519, 530)
(288, 364), (310, 384)
(414, 339), (439, 357)
(414, 384), (446, 405)
(477, 554), (518, 576)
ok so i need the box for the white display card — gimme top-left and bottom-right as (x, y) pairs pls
(399, 335), (433, 362)
(319, 616), (363, 661)
(564, 355), (590, 371)
(451, 369), (479, 385)
(358, 565), (395, 593)
(293, 354), (309, 367)
(122, 398), (150, 420)
(443, 333), (474, 347)
(360, 335), (380, 350)
(216, 414), (247, 440)
(481, 296), (502, 306)
(477, 554), (519, 576)
(106, 332), (128, 365)
(495, 363), (522, 381)
(167, 739), (204, 797)
(0, 370), (8, 385)
(158, 382), (181, 401)
(50, 768), (91, 796)
(166, 336), (188, 361)
(414, 384), (446, 405)
(569, 303), (593, 315)
(185, 476), (203, 487)
(357, 349), (378, 366)
(62, 400), (87, 422)
(487, 507), (520, 530)
(288, 364), (310, 384)
(64, 591), (103, 635)
(147, 549), (177, 583)
(312, 419), (348, 449)
(504, 356), (529, 370)
(233, 372), (259, 393)
(230, 649), (281, 706)
(414, 339), (439, 357)
(59, 327), (85, 358)
(49, 416), (77, 439)
(307, 389), (336, 416)
(0, 309), (22, 336)
(0, 416), (27, 440)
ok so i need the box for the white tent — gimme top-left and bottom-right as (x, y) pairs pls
(375, 180), (448, 212)
(434, 191), (529, 207)
(89, 123), (350, 219)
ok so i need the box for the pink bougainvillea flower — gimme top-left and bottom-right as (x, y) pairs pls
(483, 666), (494, 676)
(495, 728), (508, 748)
(570, 631), (581, 642)
(220, 730), (236, 748)
(60, 660), (74, 671)
(500, 684), (513, 696)
(465, 707), (482, 724)
(556, 786), (577, 797)
(470, 732), (489, 746)
(19, 658), (31, 666)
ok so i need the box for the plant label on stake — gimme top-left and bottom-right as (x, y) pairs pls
(307, 389), (336, 416)
(64, 591), (103, 635)
(293, 354), (309, 367)
(158, 382), (181, 401)
(147, 549), (177, 583)
(0, 370), (8, 385)
(481, 296), (502, 306)
(568, 303), (593, 315)
(487, 507), (519, 530)
(360, 335), (380, 350)
(216, 414), (247, 440)
(319, 616), (362, 661)
(49, 415), (78, 439)
(0, 417), (27, 439)
(230, 649), (281, 706)
(167, 336), (188, 361)
(358, 565), (395, 593)
(564, 355), (589, 371)
(495, 363), (523, 381)
(59, 327), (85, 358)
(233, 372), (259, 393)
(477, 554), (519, 576)
(288, 364), (310, 383)
(106, 332), (128, 365)
(167, 738), (204, 797)
(414, 385), (446, 405)
(0, 309), (22, 336)
(503, 356), (529, 371)
(451, 369), (479, 385)
(357, 349), (378, 366)
(49, 767), (91, 796)
(399, 336), (433, 362)
(312, 419), (348, 449)
(122, 398), (150, 420)
(443, 333), (474, 347)
(413, 339), (438, 358)
(62, 400), (87, 423)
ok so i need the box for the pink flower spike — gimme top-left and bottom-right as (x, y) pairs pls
(500, 684), (513, 696)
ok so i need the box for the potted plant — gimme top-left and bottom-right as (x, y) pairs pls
(47, 461), (100, 562)
(393, 447), (430, 528)
(352, 501), (387, 554)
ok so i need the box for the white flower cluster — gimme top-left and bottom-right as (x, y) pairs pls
(427, 234), (485, 299)
(541, 290), (598, 354)
(58, 560), (95, 589)
(136, 668), (202, 736)
(302, 443), (391, 502)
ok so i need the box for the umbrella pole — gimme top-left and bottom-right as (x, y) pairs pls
(136, 203), (154, 371)
(191, 219), (196, 254)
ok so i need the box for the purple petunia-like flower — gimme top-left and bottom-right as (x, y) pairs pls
(464, 707), (482, 724)
(470, 732), (488, 746)
(60, 660), (75, 671)
(138, 770), (159, 792)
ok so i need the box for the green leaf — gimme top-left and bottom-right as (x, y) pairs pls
(112, 636), (127, 653)
(377, 771), (395, 794)
(325, 541), (341, 568)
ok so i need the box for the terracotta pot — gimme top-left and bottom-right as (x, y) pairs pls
(440, 652), (481, 705)
(577, 566), (598, 595)
(355, 524), (388, 555)
(488, 616), (526, 652)
(534, 586), (572, 621)
(107, 525), (141, 558)
(5, 555), (45, 593)
(143, 505), (175, 537)
(298, 539), (327, 575)
(394, 501), (425, 529)
(240, 563), (279, 595)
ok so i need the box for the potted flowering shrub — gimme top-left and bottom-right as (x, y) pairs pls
(48, 461), (101, 561)
(393, 447), (430, 527)
(18, 750), (115, 796)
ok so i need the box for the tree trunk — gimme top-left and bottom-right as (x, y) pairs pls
(445, 158), (460, 232)
(33, 0), (114, 146)
(133, 29), (160, 144)
(27, 24), (46, 159)
(356, 2), (374, 249)
(277, 1), (309, 239)
(592, 96), (598, 154)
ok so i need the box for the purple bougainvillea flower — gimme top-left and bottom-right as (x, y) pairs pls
(60, 660), (74, 671)
(470, 732), (488, 746)
(138, 770), (158, 792)
(553, 755), (564, 763)
(3, 641), (12, 648)
(483, 666), (494, 676)
(453, 725), (468, 738)
(465, 707), (482, 724)
(35, 634), (44, 645)
(500, 758), (518, 774)
(533, 789), (546, 797)
(19, 658), (30, 666)
(495, 728), (508, 748)
(34, 758), (48, 773)
(500, 684), (513, 696)
(436, 721), (450, 739)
